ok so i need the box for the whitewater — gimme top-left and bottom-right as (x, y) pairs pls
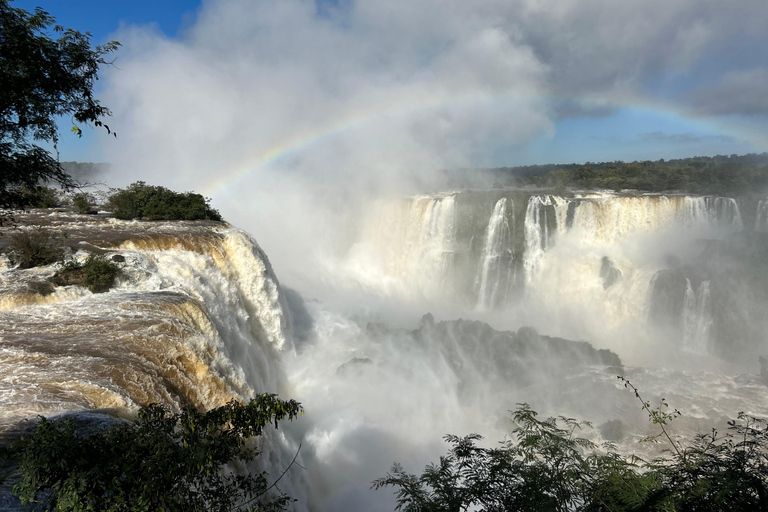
(2, 190), (768, 511)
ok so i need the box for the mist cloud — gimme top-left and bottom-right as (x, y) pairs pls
(97, 0), (768, 282)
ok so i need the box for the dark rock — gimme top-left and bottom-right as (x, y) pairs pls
(648, 268), (688, 336)
(111, 254), (125, 262)
(599, 420), (624, 442)
(336, 357), (373, 376)
(50, 268), (87, 288)
(599, 256), (621, 289)
(282, 287), (313, 345)
(26, 280), (55, 295)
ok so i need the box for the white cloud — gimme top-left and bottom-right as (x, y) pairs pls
(97, 0), (768, 278)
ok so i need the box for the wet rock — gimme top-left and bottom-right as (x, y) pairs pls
(26, 280), (55, 296)
(50, 267), (87, 288)
(336, 357), (373, 376)
(111, 254), (125, 263)
(599, 419), (624, 442)
(599, 256), (621, 289)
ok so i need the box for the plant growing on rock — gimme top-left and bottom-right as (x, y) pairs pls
(4, 228), (66, 268)
(54, 253), (122, 292)
(108, 181), (222, 221)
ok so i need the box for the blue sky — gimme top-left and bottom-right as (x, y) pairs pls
(11, 0), (768, 172)
(13, 1), (198, 42)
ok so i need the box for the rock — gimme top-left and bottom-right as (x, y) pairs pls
(336, 357), (373, 376)
(599, 256), (621, 289)
(647, 268), (688, 335)
(111, 254), (125, 263)
(599, 420), (624, 442)
(26, 280), (55, 295)
(50, 268), (87, 287)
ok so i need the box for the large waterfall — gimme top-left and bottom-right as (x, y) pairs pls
(0, 214), (305, 509)
(2, 191), (767, 512)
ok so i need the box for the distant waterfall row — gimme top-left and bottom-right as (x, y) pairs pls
(350, 192), (745, 311)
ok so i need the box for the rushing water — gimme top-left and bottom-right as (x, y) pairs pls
(1, 192), (767, 511)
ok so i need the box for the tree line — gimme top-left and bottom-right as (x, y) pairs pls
(467, 153), (768, 196)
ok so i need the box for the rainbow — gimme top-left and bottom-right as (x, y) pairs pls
(201, 92), (764, 199)
(200, 88), (541, 197)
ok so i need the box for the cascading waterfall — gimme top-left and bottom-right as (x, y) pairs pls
(0, 218), (305, 509)
(522, 195), (565, 283)
(474, 198), (514, 310)
(756, 199), (768, 232)
(343, 194), (457, 298)
(344, 192), (744, 310)
(682, 280), (712, 354)
(2, 191), (766, 512)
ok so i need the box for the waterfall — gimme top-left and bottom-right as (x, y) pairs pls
(475, 197), (514, 310)
(0, 221), (306, 508)
(344, 194), (457, 298)
(682, 280), (712, 354)
(757, 199), (768, 232)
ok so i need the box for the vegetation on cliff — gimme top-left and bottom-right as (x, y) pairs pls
(54, 254), (122, 293)
(5, 228), (66, 268)
(108, 181), (222, 221)
(375, 379), (768, 511)
(9, 395), (302, 512)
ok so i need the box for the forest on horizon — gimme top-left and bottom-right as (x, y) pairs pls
(450, 152), (768, 196)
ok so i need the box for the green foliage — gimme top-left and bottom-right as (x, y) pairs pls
(6, 185), (62, 208)
(484, 153), (768, 196)
(72, 192), (95, 213)
(11, 394), (303, 512)
(108, 182), (223, 221)
(5, 228), (66, 268)
(58, 253), (122, 292)
(375, 382), (768, 512)
(0, 1), (119, 207)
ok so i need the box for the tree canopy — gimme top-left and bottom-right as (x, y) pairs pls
(0, 0), (119, 207)
(10, 394), (303, 511)
(374, 380), (768, 511)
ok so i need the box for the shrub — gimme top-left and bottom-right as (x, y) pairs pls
(5, 229), (66, 268)
(108, 181), (222, 221)
(11, 395), (302, 512)
(6, 186), (62, 209)
(375, 380), (768, 512)
(72, 192), (95, 214)
(56, 254), (122, 292)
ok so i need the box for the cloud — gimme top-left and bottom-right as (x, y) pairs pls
(685, 68), (768, 117)
(510, 0), (768, 100)
(96, 0), (768, 278)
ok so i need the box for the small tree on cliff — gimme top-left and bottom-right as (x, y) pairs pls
(0, 0), (119, 207)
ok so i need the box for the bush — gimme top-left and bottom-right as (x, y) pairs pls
(56, 254), (122, 292)
(374, 379), (768, 512)
(6, 186), (62, 209)
(72, 192), (95, 213)
(108, 181), (222, 221)
(5, 229), (66, 268)
(11, 395), (302, 512)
